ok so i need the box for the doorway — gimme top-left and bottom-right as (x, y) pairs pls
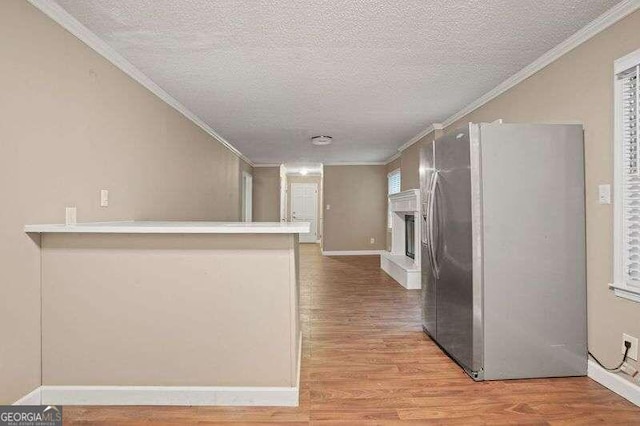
(290, 182), (318, 243)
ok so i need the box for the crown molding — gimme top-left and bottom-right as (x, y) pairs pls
(395, 0), (640, 164)
(384, 122), (443, 165)
(28, 0), (255, 167)
(385, 152), (401, 165)
(252, 164), (281, 168)
(397, 122), (443, 152)
(399, 124), (435, 152)
(323, 162), (387, 166)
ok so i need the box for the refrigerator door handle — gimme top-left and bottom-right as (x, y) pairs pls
(421, 203), (429, 244)
(422, 201), (436, 277)
(428, 171), (440, 279)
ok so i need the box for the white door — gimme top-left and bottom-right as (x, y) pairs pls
(291, 183), (318, 243)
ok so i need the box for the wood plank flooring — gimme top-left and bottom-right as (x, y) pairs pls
(64, 245), (640, 424)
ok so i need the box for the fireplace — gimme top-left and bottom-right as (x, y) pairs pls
(405, 215), (415, 259)
(381, 189), (421, 289)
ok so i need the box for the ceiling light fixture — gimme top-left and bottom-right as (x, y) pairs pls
(300, 169), (308, 176)
(311, 135), (333, 146)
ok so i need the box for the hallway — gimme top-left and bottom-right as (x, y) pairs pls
(65, 245), (639, 424)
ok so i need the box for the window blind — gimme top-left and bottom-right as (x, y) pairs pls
(621, 65), (640, 284)
(388, 170), (401, 228)
(388, 170), (401, 195)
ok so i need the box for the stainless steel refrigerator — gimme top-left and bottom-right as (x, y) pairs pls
(420, 122), (587, 380)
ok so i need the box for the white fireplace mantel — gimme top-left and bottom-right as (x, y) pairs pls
(381, 189), (421, 289)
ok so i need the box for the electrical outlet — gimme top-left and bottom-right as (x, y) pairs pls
(370, 237), (375, 244)
(622, 333), (638, 361)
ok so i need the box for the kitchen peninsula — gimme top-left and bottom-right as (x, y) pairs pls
(24, 221), (309, 407)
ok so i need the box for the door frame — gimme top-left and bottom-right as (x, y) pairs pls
(241, 171), (252, 222)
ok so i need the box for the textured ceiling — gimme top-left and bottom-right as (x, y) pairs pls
(54, 0), (618, 164)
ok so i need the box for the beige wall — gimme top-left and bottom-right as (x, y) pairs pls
(386, 157), (401, 174)
(404, 10), (640, 372)
(400, 142), (421, 191)
(287, 174), (323, 239)
(323, 165), (387, 251)
(0, 1), (249, 403)
(253, 167), (281, 222)
(41, 233), (300, 387)
(384, 139), (434, 249)
(393, 127), (443, 191)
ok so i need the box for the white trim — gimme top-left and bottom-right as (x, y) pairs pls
(253, 164), (282, 168)
(36, 385), (298, 406)
(385, 123), (444, 165)
(386, 152), (401, 164)
(17, 333), (302, 407)
(394, 0), (640, 164)
(13, 387), (42, 405)
(387, 169), (401, 178)
(24, 221), (310, 234)
(323, 162), (387, 166)
(615, 47), (640, 74)
(398, 123), (443, 153)
(295, 332), (302, 390)
(322, 250), (383, 256)
(588, 359), (640, 407)
(241, 171), (253, 222)
(610, 284), (640, 303)
(399, 125), (435, 153)
(612, 49), (640, 304)
(27, 0), (254, 167)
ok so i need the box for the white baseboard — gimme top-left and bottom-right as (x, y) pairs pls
(14, 334), (303, 407)
(34, 385), (298, 406)
(588, 359), (640, 407)
(322, 250), (383, 256)
(13, 387), (42, 405)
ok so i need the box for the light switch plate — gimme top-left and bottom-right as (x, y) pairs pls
(326, 204), (331, 210)
(598, 184), (611, 204)
(100, 189), (109, 207)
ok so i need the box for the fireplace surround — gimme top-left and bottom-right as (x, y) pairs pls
(380, 189), (421, 289)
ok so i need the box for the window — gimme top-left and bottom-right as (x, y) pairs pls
(613, 48), (640, 303)
(388, 169), (401, 228)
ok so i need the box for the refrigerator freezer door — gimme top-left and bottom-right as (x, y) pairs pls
(433, 125), (477, 374)
(420, 140), (437, 338)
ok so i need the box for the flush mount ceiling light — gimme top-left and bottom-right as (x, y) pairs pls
(311, 135), (333, 146)
(300, 168), (308, 176)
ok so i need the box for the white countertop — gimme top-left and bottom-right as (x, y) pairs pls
(24, 221), (310, 234)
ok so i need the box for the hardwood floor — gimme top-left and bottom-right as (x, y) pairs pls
(65, 245), (639, 424)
